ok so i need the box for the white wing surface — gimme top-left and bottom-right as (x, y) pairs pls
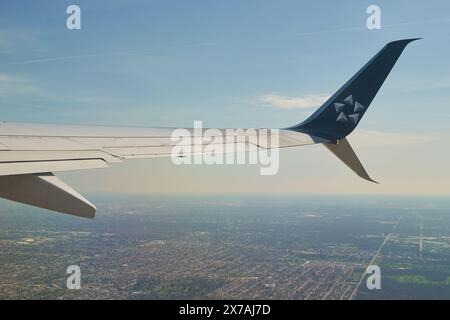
(0, 122), (320, 218)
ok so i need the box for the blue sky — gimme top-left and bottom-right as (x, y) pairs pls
(1, 0), (450, 195)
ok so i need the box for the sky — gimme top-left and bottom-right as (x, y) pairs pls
(0, 0), (450, 196)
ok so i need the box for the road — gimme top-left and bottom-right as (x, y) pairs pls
(348, 215), (403, 300)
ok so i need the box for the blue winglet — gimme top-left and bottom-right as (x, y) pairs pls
(288, 38), (420, 141)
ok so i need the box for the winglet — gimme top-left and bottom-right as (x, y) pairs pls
(324, 138), (378, 183)
(287, 39), (420, 183)
(289, 38), (420, 140)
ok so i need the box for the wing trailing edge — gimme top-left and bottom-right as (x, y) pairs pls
(0, 173), (96, 218)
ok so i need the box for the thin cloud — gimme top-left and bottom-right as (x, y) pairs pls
(0, 73), (16, 82)
(5, 17), (450, 67)
(350, 130), (434, 146)
(260, 94), (329, 109)
(283, 17), (450, 38)
(0, 73), (41, 98)
(0, 29), (40, 54)
(2, 41), (221, 67)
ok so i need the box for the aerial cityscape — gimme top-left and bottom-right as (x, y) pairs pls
(1, 194), (449, 299)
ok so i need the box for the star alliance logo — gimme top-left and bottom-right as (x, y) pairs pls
(334, 95), (365, 124)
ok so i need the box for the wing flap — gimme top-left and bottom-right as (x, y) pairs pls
(0, 159), (108, 176)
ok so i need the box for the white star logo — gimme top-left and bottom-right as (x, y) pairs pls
(334, 95), (365, 124)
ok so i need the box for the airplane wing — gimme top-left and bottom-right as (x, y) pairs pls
(0, 39), (419, 218)
(0, 122), (323, 175)
(0, 123), (323, 218)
